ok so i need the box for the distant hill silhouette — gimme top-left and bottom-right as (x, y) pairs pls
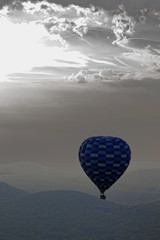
(0, 190), (159, 240)
(0, 181), (27, 201)
(1, 163), (160, 204)
(106, 169), (160, 204)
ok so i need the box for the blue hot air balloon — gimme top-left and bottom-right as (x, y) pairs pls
(79, 136), (131, 199)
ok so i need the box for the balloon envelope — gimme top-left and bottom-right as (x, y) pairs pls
(79, 136), (131, 194)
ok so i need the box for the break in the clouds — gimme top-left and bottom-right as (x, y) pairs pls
(0, 0), (160, 83)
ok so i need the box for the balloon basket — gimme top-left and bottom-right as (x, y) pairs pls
(100, 194), (106, 200)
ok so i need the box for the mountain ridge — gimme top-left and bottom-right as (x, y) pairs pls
(0, 181), (28, 201)
(1, 163), (160, 204)
(0, 189), (159, 240)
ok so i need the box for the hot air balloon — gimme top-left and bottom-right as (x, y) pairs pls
(79, 136), (131, 200)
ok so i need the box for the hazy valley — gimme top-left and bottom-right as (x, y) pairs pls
(0, 182), (159, 240)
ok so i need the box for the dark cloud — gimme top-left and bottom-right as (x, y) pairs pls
(1, 0), (160, 12)
(0, 0), (12, 9)
(1, 0), (160, 27)
(40, 0), (160, 13)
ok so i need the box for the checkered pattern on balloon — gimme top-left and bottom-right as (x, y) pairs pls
(79, 136), (131, 199)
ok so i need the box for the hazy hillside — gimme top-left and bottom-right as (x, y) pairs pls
(0, 181), (27, 201)
(106, 169), (160, 204)
(0, 162), (160, 204)
(0, 190), (159, 240)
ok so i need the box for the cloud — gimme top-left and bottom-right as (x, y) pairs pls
(111, 5), (135, 45)
(137, 8), (160, 24)
(0, 1), (112, 48)
(68, 44), (160, 84)
(0, 1), (160, 84)
(137, 8), (148, 23)
(121, 71), (160, 82)
(68, 70), (95, 83)
(0, 1), (137, 48)
(68, 70), (89, 83)
(36, 2), (110, 39)
(68, 66), (160, 85)
(68, 68), (122, 83)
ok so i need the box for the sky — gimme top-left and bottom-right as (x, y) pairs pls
(0, 0), (160, 195)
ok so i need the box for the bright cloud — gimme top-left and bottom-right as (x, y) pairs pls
(111, 6), (135, 45)
(68, 45), (160, 84)
(0, 0), (159, 84)
(5, 1), (110, 37)
(1, 1), (99, 80)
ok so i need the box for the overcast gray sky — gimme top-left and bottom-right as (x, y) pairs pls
(0, 80), (159, 168)
(0, 0), (159, 193)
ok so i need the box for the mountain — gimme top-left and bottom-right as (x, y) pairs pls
(0, 190), (159, 240)
(0, 181), (27, 201)
(106, 168), (160, 204)
(1, 162), (160, 204)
